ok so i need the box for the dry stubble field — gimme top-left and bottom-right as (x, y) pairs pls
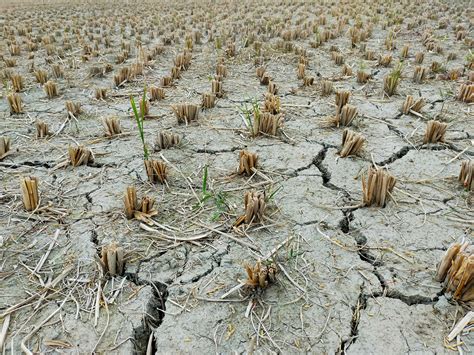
(0, 0), (473, 353)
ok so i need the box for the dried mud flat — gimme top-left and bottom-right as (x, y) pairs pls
(0, 0), (473, 353)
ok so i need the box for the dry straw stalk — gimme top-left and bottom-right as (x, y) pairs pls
(154, 131), (181, 151)
(436, 242), (474, 305)
(102, 117), (122, 137)
(124, 186), (137, 219)
(243, 191), (266, 224)
(401, 95), (425, 114)
(149, 86), (165, 101)
(7, 93), (23, 114)
(44, 80), (58, 98)
(339, 129), (365, 157)
(362, 166), (396, 207)
(201, 93), (216, 109)
(20, 176), (39, 211)
(244, 260), (277, 289)
(66, 101), (82, 118)
(0, 137), (12, 160)
(459, 160), (473, 191)
(36, 120), (50, 138)
(100, 243), (125, 277)
(172, 103), (199, 124)
(68, 146), (94, 167)
(423, 120), (447, 144)
(144, 159), (168, 184)
(458, 84), (473, 103)
(238, 150), (258, 176)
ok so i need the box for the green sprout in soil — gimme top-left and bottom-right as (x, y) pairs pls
(383, 61), (403, 96)
(201, 165), (211, 202)
(239, 99), (261, 137)
(215, 37), (222, 50)
(266, 184), (282, 203)
(196, 165), (229, 221)
(466, 50), (474, 65)
(130, 86), (149, 160)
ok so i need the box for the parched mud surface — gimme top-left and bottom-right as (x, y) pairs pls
(0, 0), (473, 353)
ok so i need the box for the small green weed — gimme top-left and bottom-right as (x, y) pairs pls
(130, 86), (149, 160)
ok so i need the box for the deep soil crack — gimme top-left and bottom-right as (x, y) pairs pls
(125, 273), (169, 354)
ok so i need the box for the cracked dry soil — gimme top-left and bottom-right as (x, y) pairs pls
(0, 0), (473, 353)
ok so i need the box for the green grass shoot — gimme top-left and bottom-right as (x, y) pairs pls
(130, 86), (149, 160)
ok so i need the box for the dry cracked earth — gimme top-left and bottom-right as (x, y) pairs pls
(0, 0), (473, 354)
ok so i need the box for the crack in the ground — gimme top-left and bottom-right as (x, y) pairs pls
(336, 206), (440, 353)
(338, 285), (367, 354)
(313, 146), (351, 199)
(352, 230), (382, 267)
(376, 146), (410, 166)
(292, 160), (315, 175)
(377, 142), (473, 167)
(125, 272), (168, 354)
(190, 146), (242, 154)
(180, 245), (229, 284)
(373, 289), (438, 306)
(338, 281), (438, 353)
(0, 160), (54, 169)
(122, 244), (230, 352)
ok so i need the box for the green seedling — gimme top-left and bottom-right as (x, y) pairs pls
(383, 61), (403, 96)
(239, 99), (261, 137)
(130, 86), (149, 160)
(195, 165), (229, 220)
(266, 185), (282, 202)
(215, 37), (222, 50)
(200, 165), (212, 202)
(466, 50), (474, 64)
(211, 191), (229, 221)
